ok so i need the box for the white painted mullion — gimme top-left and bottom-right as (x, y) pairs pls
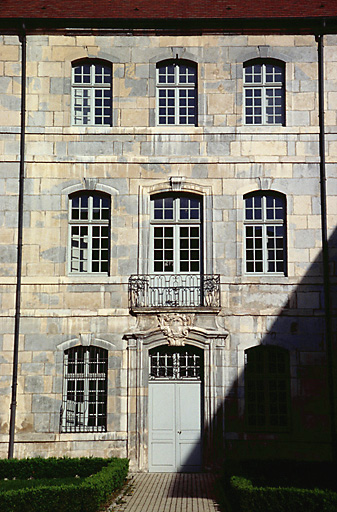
(174, 224), (180, 274)
(88, 196), (93, 272)
(84, 350), (90, 427)
(175, 87), (179, 125)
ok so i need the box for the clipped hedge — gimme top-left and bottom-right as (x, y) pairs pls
(0, 456), (111, 480)
(0, 457), (129, 512)
(230, 475), (337, 512)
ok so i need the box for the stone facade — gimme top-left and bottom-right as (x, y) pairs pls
(0, 31), (336, 468)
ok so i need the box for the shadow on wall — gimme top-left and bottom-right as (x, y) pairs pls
(180, 226), (337, 471)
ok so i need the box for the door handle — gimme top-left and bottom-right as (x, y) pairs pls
(177, 430), (182, 434)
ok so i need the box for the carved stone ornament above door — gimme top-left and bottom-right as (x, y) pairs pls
(157, 313), (195, 346)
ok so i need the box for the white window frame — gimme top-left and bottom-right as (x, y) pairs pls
(150, 194), (202, 275)
(156, 61), (197, 126)
(244, 192), (286, 275)
(243, 60), (285, 126)
(71, 61), (112, 126)
(61, 346), (108, 433)
(68, 192), (110, 274)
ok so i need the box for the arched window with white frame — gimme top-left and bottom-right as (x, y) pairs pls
(149, 193), (203, 307)
(244, 191), (287, 274)
(71, 60), (112, 126)
(243, 59), (285, 125)
(68, 191), (110, 274)
(156, 60), (197, 126)
(151, 193), (202, 275)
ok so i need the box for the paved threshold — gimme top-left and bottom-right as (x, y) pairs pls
(111, 473), (222, 512)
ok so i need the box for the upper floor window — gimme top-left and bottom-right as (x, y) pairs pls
(245, 345), (290, 431)
(151, 194), (202, 274)
(61, 346), (108, 433)
(72, 60), (112, 126)
(69, 192), (110, 274)
(244, 60), (285, 125)
(244, 191), (286, 274)
(156, 60), (197, 125)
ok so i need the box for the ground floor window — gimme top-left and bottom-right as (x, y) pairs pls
(245, 345), (290, 431)
(61, 346), (108, 432)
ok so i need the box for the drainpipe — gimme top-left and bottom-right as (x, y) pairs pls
(8, 23), (26, 459)
(316, 31), (336, 462)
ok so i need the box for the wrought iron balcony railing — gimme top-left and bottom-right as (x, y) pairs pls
(129, 274), (221, 311)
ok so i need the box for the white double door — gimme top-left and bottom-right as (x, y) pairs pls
(149, 380), (202, 472)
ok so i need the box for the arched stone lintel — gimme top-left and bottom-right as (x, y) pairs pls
(124, 326), (228, 350)
(61, 181), (119, 196)
(57, 337), (116, 352)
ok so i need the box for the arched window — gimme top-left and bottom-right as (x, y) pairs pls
(61, 346), (108, 433)
(71, 60), (112, 126)
(244, 191), (286, 274)
(243, 60), (285, 125)
(69, 191), (110, 274)
(149, 345), (203, 380)
(245, 345), (290, 431)
(156, 60), (197, 125)
(151, 193), (202, 274)
(147, 193), (203, 307)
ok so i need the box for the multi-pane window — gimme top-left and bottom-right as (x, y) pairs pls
(244, 192), (286, 274)
(244, 60), (285, 125)
(72, 61), (112, 126)
(149, 346), (203, 380)
(61, 346), (108, 433)
(151, 194), (202, 273)
(245, 346), (290, 431)
(69, 192), (110, 273)
(157, 61), (197, 125)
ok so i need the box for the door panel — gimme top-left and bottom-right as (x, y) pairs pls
(149, 381), (202, 472)
(176, 382), (202, 471)
(149, 382), (176, 472)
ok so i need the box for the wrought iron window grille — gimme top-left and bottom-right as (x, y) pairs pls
(150, 347), (202, 380)
(60, 346), (108, 433)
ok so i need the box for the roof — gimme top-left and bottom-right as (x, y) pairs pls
(1, 0), (337, 21)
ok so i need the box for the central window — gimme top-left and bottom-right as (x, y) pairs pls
(244, 60), (285, 125)
(151, 194), (202, 274)
(156, 60), (197, 125)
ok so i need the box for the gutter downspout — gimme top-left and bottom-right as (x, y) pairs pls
(316, 31), (336, 462)
(8, 23), (26, 459)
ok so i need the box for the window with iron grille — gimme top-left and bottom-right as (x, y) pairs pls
(72, 61), (112, 126)
(151, 194), (202, 274)
(149, 346), (203, 380)
(244, 191), (286, 274)
(61, 346), (108, 433)
(156, 60), (197, 125)
(245, 345), (290, 431)
(69, 192), (110, 274)
(244, 60), (285, 125)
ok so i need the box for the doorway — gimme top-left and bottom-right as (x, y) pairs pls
(148, 345), (203, 472)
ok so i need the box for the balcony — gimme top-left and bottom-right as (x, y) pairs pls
(129, 274), (221, 313)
